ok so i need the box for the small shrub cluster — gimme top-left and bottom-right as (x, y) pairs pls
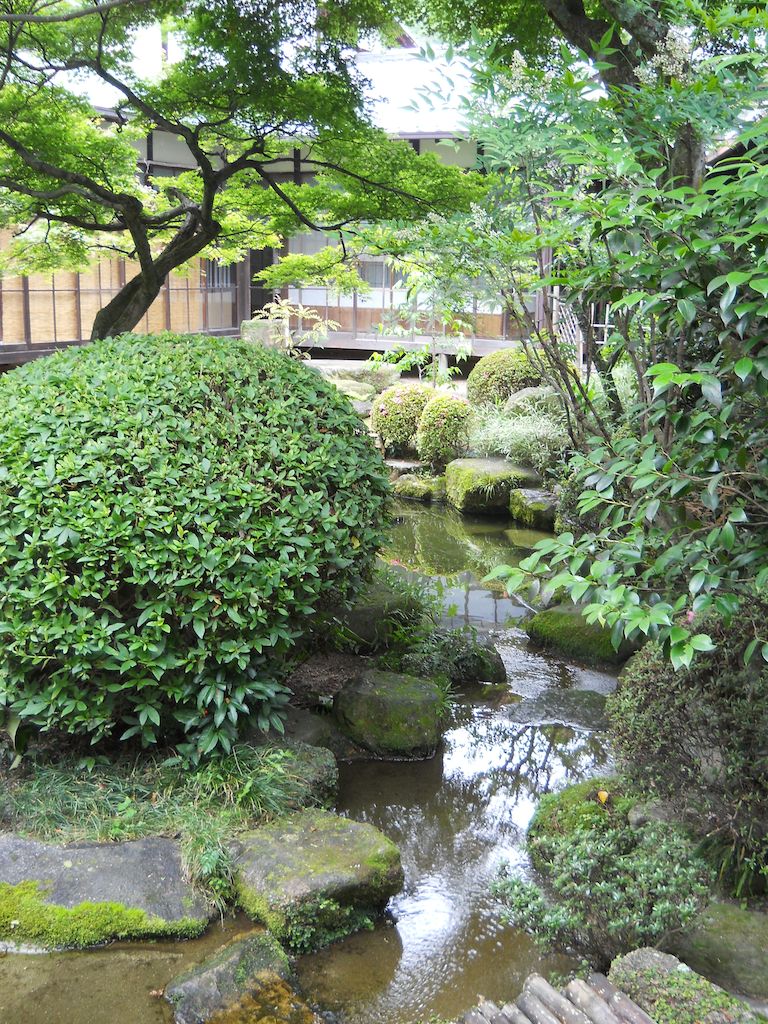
(609, 603), (768, 896)
(416, 394), (471, 468)
(469, 409), (569, 475)
(495, 781), (712, 970)
(0, 334), (389, 757)
(466, 348), (542, 406)
(371, 382), (433, 453)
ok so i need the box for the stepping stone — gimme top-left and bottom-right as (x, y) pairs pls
(232, 809), (403, 952)
(445, 458), (539, 514)
(508, 488), (557, 531)
(165, 930), (319, 1024)
(0, 834), (210, 951)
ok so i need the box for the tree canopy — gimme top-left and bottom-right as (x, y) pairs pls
(0, 0), (482, 338)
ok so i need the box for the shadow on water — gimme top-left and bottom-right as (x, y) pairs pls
(0, 504), (614, 1024)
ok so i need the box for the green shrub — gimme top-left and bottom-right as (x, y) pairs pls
(371, 382), (434, 453)
(608, 604), (768, 896)
(495, 786), (712, 970)
(469, 409), (569, 475)
(0, 334), (389, 756)
(466, 348), (542, 406)
(416, 393), (471, 468)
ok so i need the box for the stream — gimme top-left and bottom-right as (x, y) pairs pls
(0, 503), (614, 1024)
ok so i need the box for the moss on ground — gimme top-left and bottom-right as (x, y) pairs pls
(0, 880), (204, 949)
(525, 605), (625, 665)
(528, 777), (633, 842)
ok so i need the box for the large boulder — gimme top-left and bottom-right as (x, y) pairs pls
(525, 604), (631, 666)
(330, 377), (376, 403)
(0, 834), (210, 951)
(609, 948), (759, 1024)
(312, 360), (401, 393)
(165, 930), (320, 1024)
(508, 488), (556, 531)
(232, 809), (403, 952)
(445, 458), (539, 514)
(669, 901), (768, 999)
(504, 385), (563, 416)
(333, 669), (444, 758)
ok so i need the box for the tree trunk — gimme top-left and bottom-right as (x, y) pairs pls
(90, 270), (164, 341)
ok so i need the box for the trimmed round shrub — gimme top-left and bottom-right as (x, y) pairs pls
(416, 394), (470, 468)
(371, 382), (433, 453)
(0, 334), (390, 756)
(466, 348), (542, 405)
(608, 602), (768, 895)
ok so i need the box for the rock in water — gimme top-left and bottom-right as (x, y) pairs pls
(444, 457), (539, 514)
(165, 930), (319, 1024)
(333, 669), (443, 757)
(232, 808), (403, 952)
(508, 487), (557, 531)
(0, 834), (210, 951)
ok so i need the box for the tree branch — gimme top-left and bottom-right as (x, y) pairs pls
(0, 0), (152, 24)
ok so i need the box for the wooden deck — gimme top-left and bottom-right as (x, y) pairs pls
(462, 973), (654, 1024)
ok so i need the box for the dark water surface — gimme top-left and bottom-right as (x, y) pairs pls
(0, 504), (613, 1024)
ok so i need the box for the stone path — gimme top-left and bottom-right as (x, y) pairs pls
(461, 972), (655, 1024)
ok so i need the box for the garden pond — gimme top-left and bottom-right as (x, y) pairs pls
(0, 502), (615, 1024)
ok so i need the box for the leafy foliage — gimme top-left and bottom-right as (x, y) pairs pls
(609, 604), (768, 896)
(466, 348), (542, 405)
(469, 408), (569, 475)
(469, 18), (768, 666)
(0, 334), (389, 756)
(371, 382), (434, 453)
(495, 787), (712, 970)
(416, 393), (471, 468)
(0, 0), (480, 337)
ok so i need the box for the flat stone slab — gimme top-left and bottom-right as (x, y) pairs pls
(0, 834), (210, 950)
(233, 808), (403, 952)
(166, 930), (319, 1024)
(445, 458), (539, 514)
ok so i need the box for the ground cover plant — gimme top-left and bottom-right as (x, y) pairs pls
(0, 743), (335, 908)
(495, 780), (713, 971)
(469, 408), (569, 476)
(0, 333), (389, 758)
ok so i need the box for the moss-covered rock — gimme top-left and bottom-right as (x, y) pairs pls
(0, 834), (209, 951)
(233, 809), (403, 953)
(609, 948), (759, 1024)
(527, 777), (633, 867)
(165, 931), (309, 1024)
(508, 488), (556, 531)
(444, 458), (539, 514)
(525, 604), (630, 666)
(333, 669), (443, 758)
(669, 901), (768, 998)
(333, 579), (424, 652)
(392, 473), (446, 503)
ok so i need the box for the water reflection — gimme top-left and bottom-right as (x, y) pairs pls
(382, 503), (551, 628)
(296, 698), (610, 1024)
